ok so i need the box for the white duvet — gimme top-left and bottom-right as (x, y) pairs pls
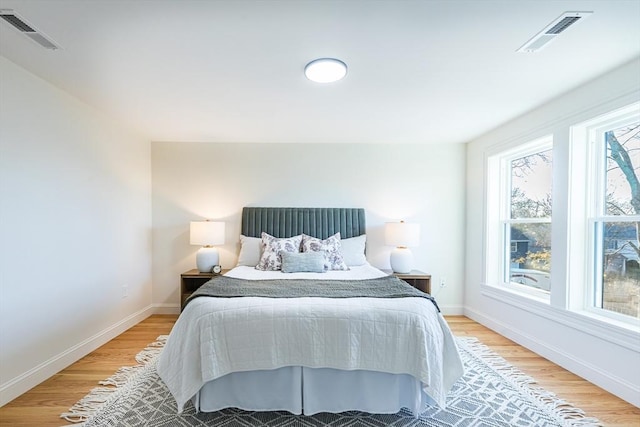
(157, 265), (464, 413)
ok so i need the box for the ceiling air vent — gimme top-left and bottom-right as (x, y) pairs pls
(517, 11), (592, 53)
(0, 9), (60, 50)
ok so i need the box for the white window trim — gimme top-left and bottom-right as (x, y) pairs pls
(486, 135), (553, 300)
(570, 102), (640, 325)
(481, 95), (640, 352)
(480, 282), (640, 352)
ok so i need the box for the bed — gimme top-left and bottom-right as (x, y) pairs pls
(157, 207), (464, 416)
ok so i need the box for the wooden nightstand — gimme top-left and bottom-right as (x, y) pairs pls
(180, 269), (228, 310)
(383, 269), (431, 294)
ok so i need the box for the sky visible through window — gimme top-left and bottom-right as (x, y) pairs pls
(511, 149), (552, 220)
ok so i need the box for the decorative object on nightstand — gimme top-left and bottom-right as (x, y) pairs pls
(190, 220), (225, 273)
(385, 221), (420, 274)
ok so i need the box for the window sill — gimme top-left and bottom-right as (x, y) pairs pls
(481, 283), (640, 352)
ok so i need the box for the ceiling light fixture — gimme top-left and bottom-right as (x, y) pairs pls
(304, 58), (347, 83)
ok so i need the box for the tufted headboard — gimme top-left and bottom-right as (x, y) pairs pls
(241, 207), (366, 239)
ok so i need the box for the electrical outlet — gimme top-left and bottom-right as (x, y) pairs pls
(440, 277), (446, 288)
(122, 285), (128, 298)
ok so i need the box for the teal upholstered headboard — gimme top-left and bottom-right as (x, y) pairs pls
(241, 207), (366, 239)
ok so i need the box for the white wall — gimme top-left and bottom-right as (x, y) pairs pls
(0, 57), (152, 405)
(152, 142), (466, 314)
(465, 58), (640, 406)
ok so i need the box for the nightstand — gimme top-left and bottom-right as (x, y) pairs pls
(180, 269), (228, 310)
(383, 269), (431, 294)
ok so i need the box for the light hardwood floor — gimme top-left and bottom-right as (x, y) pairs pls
(0, 315), (638, 426)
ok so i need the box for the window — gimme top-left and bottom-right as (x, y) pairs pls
(486, 136), (553, 297)
(486, 101), (640, 333)
(577, 104), (640, 320)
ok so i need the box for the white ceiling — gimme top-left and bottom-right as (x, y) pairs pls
(1, 0), (639, 144)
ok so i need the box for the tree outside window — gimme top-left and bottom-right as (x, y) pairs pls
(598, 122), (640, 318)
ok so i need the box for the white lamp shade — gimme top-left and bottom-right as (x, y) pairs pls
(384, 222), (420, 248)
(190, 221), (225, 246)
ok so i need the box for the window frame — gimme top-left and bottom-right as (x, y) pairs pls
(486, 135), (553, 300)
(573, 103), (640, 324)
(482, 97), (640, 351)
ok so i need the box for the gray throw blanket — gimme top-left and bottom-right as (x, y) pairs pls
(185, 275), (440, 312)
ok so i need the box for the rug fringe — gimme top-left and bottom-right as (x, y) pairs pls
(59, 335), (168, 424)
(458, 337), (603, 427)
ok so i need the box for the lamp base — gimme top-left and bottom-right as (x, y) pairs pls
(390, 247), (414, 274)
(196, 247), (219, 273)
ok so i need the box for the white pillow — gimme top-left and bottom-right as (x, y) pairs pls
(341, 235), (367, 266)
(236, 235), (262, 267)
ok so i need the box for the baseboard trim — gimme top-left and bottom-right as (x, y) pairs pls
(152, 303), (180, 315)
(0, 304), (154, 407)
(464, 306), (640, 407)
(439, 304), (465, 316)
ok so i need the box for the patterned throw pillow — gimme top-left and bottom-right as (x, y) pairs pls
(301, 232), (349, 271)
(255, 232), (302, 271)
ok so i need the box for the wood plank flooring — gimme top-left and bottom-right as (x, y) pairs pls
(0, 315), (638, 426)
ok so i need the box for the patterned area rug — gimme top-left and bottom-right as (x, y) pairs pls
(62, 336), (601, 427)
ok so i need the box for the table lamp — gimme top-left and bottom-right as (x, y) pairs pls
(190, 220), (225, 272)
(385, 221), (420, 274)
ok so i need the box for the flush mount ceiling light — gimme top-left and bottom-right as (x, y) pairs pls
(304, 58), (347, 83)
